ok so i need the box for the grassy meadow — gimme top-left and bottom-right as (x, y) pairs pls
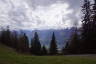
(0, 44), (96, 64)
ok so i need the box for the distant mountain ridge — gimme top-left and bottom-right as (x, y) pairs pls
(20, 28), (75, 49)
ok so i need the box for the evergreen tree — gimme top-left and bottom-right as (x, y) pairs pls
(23, 33), (29, 53)
(81, 0), (92, 53)
(62, 28), (80, 54)
(31, 32), (41, 55)
(41, 45), (48, 55)
(2, 27), (12, 47)
(0, 28), (18, 49)
(5, 27), (11, 46)
(62, 41), (69, 54)
(10, 31), (18, 49)
(18, 33), (29, 53)
(89, 0), (96, 53)
(49, 32), (58, 55)
(0, 29), (5, 44)
(0, 28), (29, 53)
(68, 30), (80, 54)
(81, 0), (96, 53)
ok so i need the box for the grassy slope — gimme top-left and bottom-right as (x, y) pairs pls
(0, 44), (96, 64)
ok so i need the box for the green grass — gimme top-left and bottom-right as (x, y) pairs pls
(0, 44), (96, 64)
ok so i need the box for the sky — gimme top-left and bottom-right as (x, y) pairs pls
(0, 0), (82, 30)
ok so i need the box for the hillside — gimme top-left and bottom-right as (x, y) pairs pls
(0, 43), (96, 64)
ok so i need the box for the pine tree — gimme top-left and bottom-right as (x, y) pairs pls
(81, 0), (92, 53)
(23, 33), (29, 53)
(68, 30), (80, 54)
(62, 28), (80, 54)
(3, 26), (12, 47)
(31, 32), (41, 55)
(62, 41), (69, 54)
(6, 27), (11, 46)
(81, 0), (96, 53)
(18, 33), (29, 53)
(0, 28), (30, 53)
(49, 32), (58, 55)
(41, 45), (48, 55)
(10, 31), (18, 49)
(0, 27), (16, 48)
(89, 0), (96, 53)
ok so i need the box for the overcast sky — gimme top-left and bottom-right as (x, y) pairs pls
(0, 0), (82, 30)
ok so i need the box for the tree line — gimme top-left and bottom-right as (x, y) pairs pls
(0, 27), (58, 55)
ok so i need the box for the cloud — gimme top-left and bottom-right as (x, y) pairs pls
(0, 0), (81, 30)
(26, 0), (65, 8)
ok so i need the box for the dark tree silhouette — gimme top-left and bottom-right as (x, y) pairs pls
(49, 32), (58, 55)
(68, 29), (80, 54)
(62, 41), (69, 54)
(23, 33), (29, 53)
(62, 28), (80, 54)
(81, 0), (91, 53)
(0, 27), (12, 47)
(18, 32), (29, 53)
(0, 28), (30, 53)
(90, 0), (96, 53)
(31, 32), (41, 55)
(41, 45), (48, 55)
(10, 31), (18, 49)
(81, 0), (96, 53)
